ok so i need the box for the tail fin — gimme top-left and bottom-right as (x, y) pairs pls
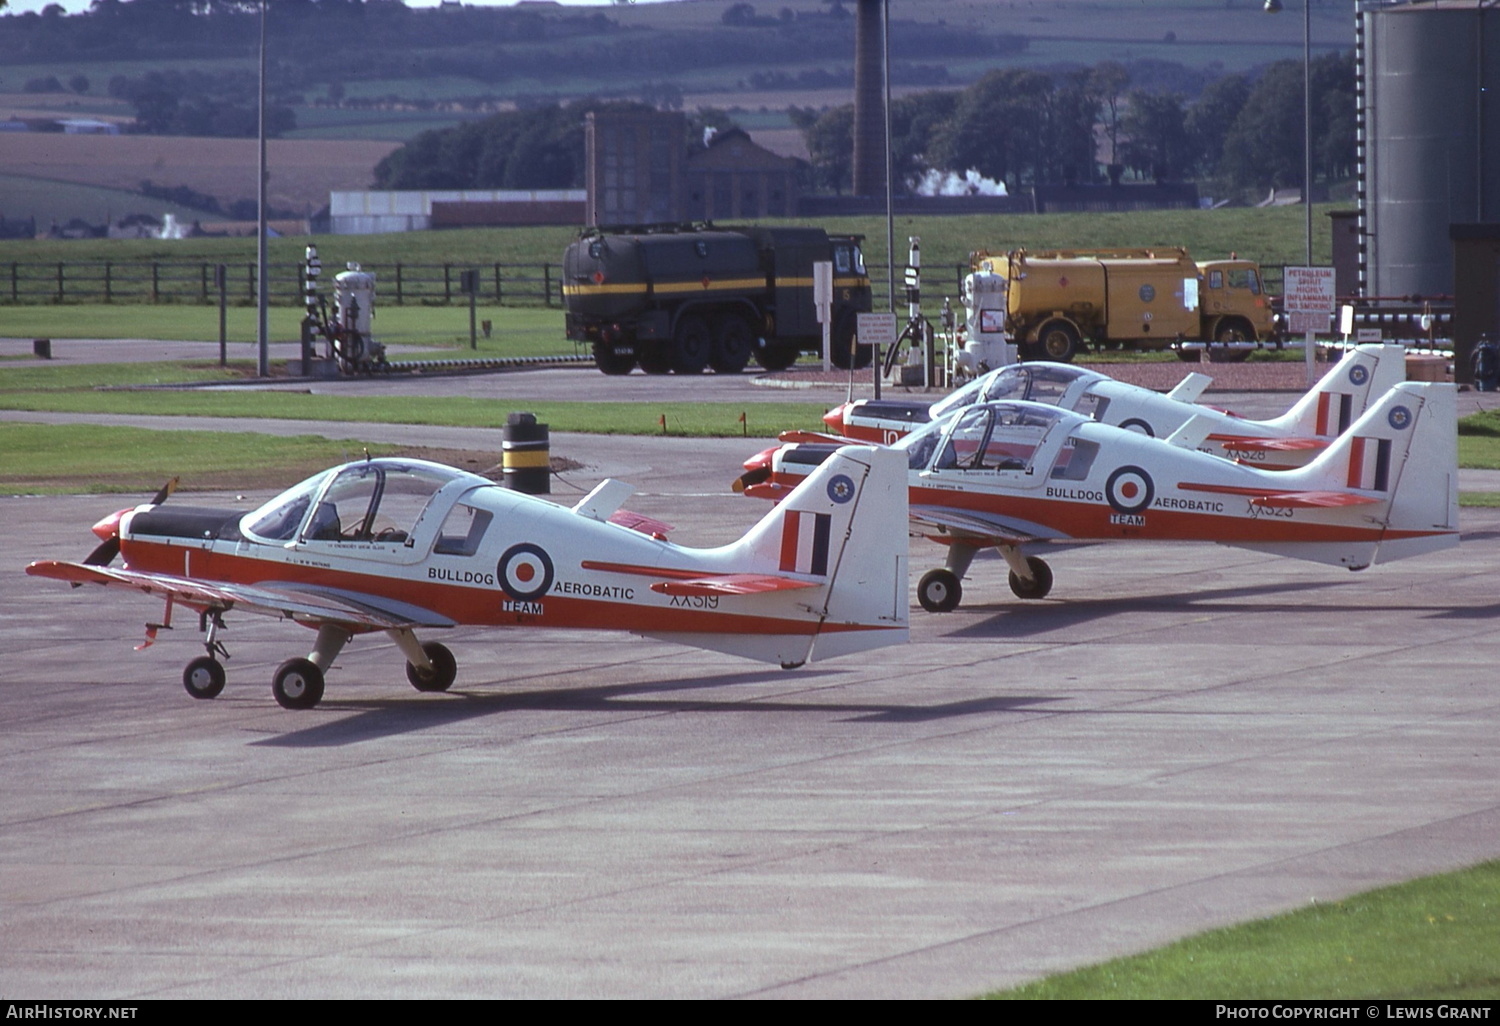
(644, 445), (909, 666)
(1269, 343), (1407, 438)
(1241, 381), (1458, 567)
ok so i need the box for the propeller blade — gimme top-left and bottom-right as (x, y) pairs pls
(83, 537), (120, 567)
(149, 477), (180, 506)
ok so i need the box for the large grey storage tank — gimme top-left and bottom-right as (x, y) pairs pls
(1362, 1), (1500, 299)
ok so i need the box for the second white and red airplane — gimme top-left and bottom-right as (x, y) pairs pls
(738, 380), (1458, 612)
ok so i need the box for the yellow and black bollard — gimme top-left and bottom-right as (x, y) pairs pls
(502, 412), (550, 494)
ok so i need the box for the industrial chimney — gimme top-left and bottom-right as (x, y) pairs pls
(852, 0), (887, 198)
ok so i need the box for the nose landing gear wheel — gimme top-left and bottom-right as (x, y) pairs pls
(272, 657), (325, 710)
(406, 641), (458, 693)
(1007, 556), (1054, 599)
(918, 568), (962, 613)
(183, 656), (226, 700)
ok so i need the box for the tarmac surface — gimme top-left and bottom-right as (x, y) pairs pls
(3, 339), (1500, 999)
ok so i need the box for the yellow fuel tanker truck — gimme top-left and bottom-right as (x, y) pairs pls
(969, 247), (1276, 362)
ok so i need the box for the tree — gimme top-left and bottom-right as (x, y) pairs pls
(1120, 90), (1188, 181)
(1089, 61), (1131, 170)
(793, 104), (854, 194)
(1218, 53), (1353, 195)
(1185, 73), (1249, 179)
(928, 68), (1058, 190)
(889, 90), (959, 186)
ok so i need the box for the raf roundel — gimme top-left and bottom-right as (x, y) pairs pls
(827, 473), (856, 504)
(1388, 405), (1413, 431)
(1105, 465), (1155, 515)
(498, 543), (554, 601)
(1348, 364), (1370, 386)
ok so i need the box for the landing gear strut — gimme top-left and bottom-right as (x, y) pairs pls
(181, 611), (229, 700)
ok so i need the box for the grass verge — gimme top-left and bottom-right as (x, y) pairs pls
(2, 305), (574, 356)
(985, 859), (1500, 1000)
(0, 422), (401, 495)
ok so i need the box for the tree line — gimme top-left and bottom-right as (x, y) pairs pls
(796, 53), (1355, 199)
(375, 54), (1355, 204)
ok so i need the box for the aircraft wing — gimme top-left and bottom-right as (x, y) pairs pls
(908, 504), (1043, 546)
(25, 560), (454, 629)
(777, 429), (856, 445)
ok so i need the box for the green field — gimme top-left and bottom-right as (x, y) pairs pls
(0, 173), (220, 234)
(0, 305), (574, 354)
(0, 206), (1336, 313)
(987, 858), (1500, 1000)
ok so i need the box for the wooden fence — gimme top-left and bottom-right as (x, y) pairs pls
(1, 260), (568, 307)
(0, 259), (1293, 308)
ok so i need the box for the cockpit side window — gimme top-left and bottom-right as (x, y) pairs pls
(434, 503), (493, 556)
(1077, 389), (1111, 421)
(1050, 435), (1100, 480)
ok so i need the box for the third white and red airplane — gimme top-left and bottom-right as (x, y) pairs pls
(818, 343), (1407, 470)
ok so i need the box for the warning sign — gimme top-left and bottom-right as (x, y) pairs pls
(1283, 266), (1336, 335)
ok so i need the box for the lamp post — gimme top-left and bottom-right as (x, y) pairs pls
(1266, 0), (1317, 386)
(256, 0), (269, 378)
(1264, 0), (1314, 268)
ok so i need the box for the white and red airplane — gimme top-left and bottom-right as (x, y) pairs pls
(818, 344), (1407, 470)
(26, 447), (909, 708)
(737, 381), (1458, 612)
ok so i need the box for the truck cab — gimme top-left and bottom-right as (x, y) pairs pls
(1196, 259), (1276, 343)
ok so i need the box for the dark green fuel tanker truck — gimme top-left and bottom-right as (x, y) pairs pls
(562, 224), (873, 375)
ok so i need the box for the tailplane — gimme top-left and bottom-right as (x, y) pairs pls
(1236, 381), (1458, 567)
(642, 445), (909, 666)
(1268, 343), (1408, 439)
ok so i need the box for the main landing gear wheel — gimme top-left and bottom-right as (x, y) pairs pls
(918, 568), (962, 613)
(182, 656), (225, 700)
(406, 641), (457, 693)
(1007, 556), (1054, 600)
(272, 657), (325, 710)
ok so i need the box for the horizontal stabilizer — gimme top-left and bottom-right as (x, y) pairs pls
(1174, 481), (1378, 508)
(651, 573), (819, 597)
(607, 510), (674, 537)
(1208, 434), (1327, 453)
(1251, 491), (1380, 509)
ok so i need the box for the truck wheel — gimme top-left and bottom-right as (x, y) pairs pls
(639, 346), (672, 374)
(755, 344), (799, 372)
(1035, 320), (1080, 363)
(829, 311), (872, 370)
(1213, 317), (1255, 344)
(710, 315), (754, 374)
(671, 314), (711, 374)
(592, 343), (636, 376)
